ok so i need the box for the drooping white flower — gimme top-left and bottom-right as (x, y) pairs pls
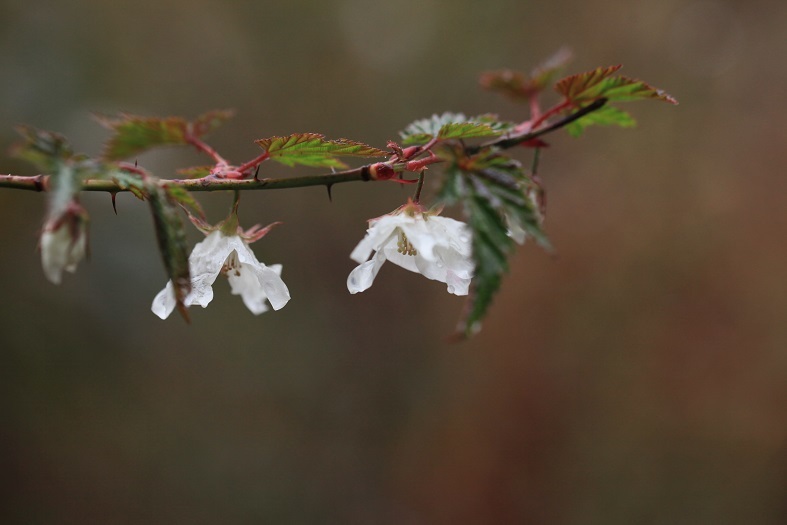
(347, 204), (474, 296)
(151, 230), (290, 319)
(41, 205), (88, 285)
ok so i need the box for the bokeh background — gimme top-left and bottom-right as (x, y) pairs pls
(1, 0), (785, 523)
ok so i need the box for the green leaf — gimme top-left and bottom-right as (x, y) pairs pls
(479, 47), (573, 101)
(438, 150), (548, 336)
(147, 183), (191, 322)
(165, 184), (205, 220)
(400, 113), (511, 146)
(255, 133), (388, 168)
(112, 171), (147, 201)
(10, 126), (74, 172)
(556, 65), (678, 104)
(97, 114), (189, 160)
(96, 110), (235, 161)
(438, 121), (501, 141)
(565, 105), (637, 137)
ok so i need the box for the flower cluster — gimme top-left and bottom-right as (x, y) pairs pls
(42, 198), (476, 319)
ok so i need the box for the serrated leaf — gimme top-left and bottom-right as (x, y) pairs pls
(147, 184), (191, 322)
(165, 184), (205, 220)
(401, 113), (512, 146)
(565, 105), (637, 137)
(438, 121), (500, 141)
(479, 48), (573, 101)
(10, 126), (74, 172)
(96, 110), (235, 161)
(438, 151), (549, 336)
(97, 114), (189, 160)
(555, 65), (678, 104)
(255, 133), (388, 168)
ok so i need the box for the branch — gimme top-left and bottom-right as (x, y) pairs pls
(0, 98), (608, 195)
(468, 97), (608, 153)
(1, 166), (372, 193)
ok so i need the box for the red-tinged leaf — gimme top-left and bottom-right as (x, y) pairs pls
(528, 47), (573, 92)
(243, 221), (282, 243)
(479, 69), (532, 101)
(255, 133), (388, 168)
(97, 114), (189, 160)
(11, 126), (74, 171)
(555, 65), (678, 104)
(479, 48), (573, 101)
(96, 110), (235, 161)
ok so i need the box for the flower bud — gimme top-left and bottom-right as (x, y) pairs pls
(40, 203), (88, 284)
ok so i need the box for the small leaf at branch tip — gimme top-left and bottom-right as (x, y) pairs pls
(555, 65), (677, 105)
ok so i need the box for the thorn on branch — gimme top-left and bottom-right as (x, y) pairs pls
(111, 192), (118, 214)
(326, 183), (333, 202)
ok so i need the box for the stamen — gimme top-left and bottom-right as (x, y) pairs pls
(397, 231), (418, 256)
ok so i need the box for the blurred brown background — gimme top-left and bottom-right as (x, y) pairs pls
(1, 0), (785, 523)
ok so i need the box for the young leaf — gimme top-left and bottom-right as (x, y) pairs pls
(438, 150), (548, 336)
(97, 114), (189, 160)
(438, 121), (501, 141)
(479, 47), (573, 101)
(11, 126), (74, 172)
(147, 184), (191, 322)
(255, 133), (387, 168)
(565, 105), (637, 137)
(556, 65), (678, 104)
(401, 113), (510, 146)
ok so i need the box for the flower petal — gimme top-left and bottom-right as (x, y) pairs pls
(347, 250), (387, 294)
(257, 264), (291, 311)
(349, 215), (402, 263)
(151, 281), (177, 319)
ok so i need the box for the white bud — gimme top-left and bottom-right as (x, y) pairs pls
(41, 209), (88, 284)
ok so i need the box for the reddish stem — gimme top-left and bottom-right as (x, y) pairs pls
(236, 152), (270, 176)
(528, 99), (573, 132)
(185, 133), (228, 165)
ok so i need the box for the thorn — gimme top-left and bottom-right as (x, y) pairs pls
(253, 165), (260, 181)
(326, 184), (333, 202)
(134, 159), (138, 167)
(110, 192), (118, 214)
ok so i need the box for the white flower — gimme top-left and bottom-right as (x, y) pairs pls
(347, 207), (474, 296)
(151, 230), (290, 319)
(41, 208), (88, 285)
